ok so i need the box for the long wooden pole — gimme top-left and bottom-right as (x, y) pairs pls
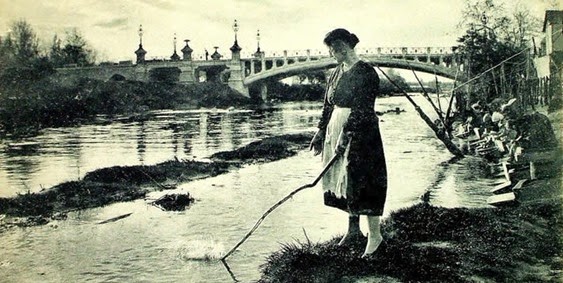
(407, 62), (445, 124)
(444, 70), (459, 128)
(435, 74), (443, 114)
(452, 48), (530, 93)
(221, 152), (342, 261)
(377, 67), (464, 157)
(491, 68), (499, 97)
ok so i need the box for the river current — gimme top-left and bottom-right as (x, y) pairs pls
(0, 97), (495, 282)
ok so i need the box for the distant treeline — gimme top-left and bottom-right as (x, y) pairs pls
(0, 76), (254, 135)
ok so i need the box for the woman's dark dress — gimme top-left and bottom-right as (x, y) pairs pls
(318, 61), (387, 216)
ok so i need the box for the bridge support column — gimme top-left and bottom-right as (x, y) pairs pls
(178, 65), (196, 83)
(227, 61), (249, 97)
(259, 83), (268, 101)
(452, 54), (459, 69)
(134, 65), (150, 82)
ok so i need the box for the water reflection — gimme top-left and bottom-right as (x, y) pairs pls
(137, 121), (147, 164)
(0, 103), (322, 196)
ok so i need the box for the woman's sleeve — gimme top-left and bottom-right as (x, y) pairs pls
(317, 95), (333, 132)
(343, 66), (379, 135)
(317, 69), (339, 132)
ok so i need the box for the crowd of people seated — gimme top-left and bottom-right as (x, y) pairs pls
(453, 97), (558, 162)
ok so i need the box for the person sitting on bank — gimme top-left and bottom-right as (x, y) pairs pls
(501, 98), (558, 151)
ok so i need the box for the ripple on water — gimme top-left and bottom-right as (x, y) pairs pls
(172, 238), (226, 261)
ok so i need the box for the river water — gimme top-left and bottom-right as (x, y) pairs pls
(0, 97), (496, 282)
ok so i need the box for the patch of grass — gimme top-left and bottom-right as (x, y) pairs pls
(0, 181), (145, 217)
(83, 159), (233, 184)
(0, 159), (233, 218)
(211, 133), (312, 162)
(259, 202), (563, 282)
(152, 193), (195, 211)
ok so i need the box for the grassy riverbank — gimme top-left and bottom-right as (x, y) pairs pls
(0, 133), (312, 230)
(259, 201), (562, 282)
(0, 77), (255, 136)
(258, 107), (563, 283)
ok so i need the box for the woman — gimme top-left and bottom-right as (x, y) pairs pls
(310, 28), (388, 257)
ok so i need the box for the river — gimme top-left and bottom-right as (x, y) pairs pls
(0, 97), (496, 282)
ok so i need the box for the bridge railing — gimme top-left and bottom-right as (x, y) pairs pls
(240, 46), (462, 79)
(100, 46), (457, 66)
(144, 52), (234, 62)
(240, 49), (330, 59)
(240, 46), (456, 60)
(356, 47), (455, 55)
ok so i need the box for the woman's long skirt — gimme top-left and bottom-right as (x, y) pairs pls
(321, 106), (387, 216)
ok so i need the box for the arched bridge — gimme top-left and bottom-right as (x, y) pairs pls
(242, 47), (465, 86)
(56, 44), (466, 99)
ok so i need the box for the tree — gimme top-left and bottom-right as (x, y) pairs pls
(0, 35), (15, 73)
(0, 20), (51, 90)
(455, 0), (540, 104)
(457, 0), (511, 42)
(297, 70), (327, 85)
(4, 20), (40, 65)
(49, 34), (65, 67)
(59, 28), (96, 66)
(509, 5), (542, 49)
(382, 69), (410, 93)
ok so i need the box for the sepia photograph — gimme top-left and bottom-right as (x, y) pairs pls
(0, 0), (561, 282)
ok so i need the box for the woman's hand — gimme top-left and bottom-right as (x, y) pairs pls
(335, 131), (352, 156)
(309, 130), (324, 156)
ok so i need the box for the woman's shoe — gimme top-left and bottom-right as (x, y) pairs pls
(337, 232), (363, 246)
(361, 233), (383, 258)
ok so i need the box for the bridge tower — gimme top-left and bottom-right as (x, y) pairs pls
(253, 29), (264, 58)
(181, 40), (193, 61)
(135, 25), (147, 64)
(253, 29), (267, 100)
(211, 46), (223, 60)
(227, 19), (249, 97)
(170, 33), (181, 61)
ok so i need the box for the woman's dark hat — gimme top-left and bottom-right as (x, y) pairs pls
(324, 28), (359, 47)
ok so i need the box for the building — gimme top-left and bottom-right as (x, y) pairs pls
(534, 10), (563, 103)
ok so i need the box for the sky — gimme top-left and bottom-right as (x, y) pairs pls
(0, 0), (559, 63)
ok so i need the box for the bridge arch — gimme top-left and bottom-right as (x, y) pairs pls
(109, 73), (127, 81)
(243, 56), (464, 86)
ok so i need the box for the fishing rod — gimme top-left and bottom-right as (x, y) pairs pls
(444, 69), (459, 127)
(452, 47), (530, 92)
(221, 151), (342, 261)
